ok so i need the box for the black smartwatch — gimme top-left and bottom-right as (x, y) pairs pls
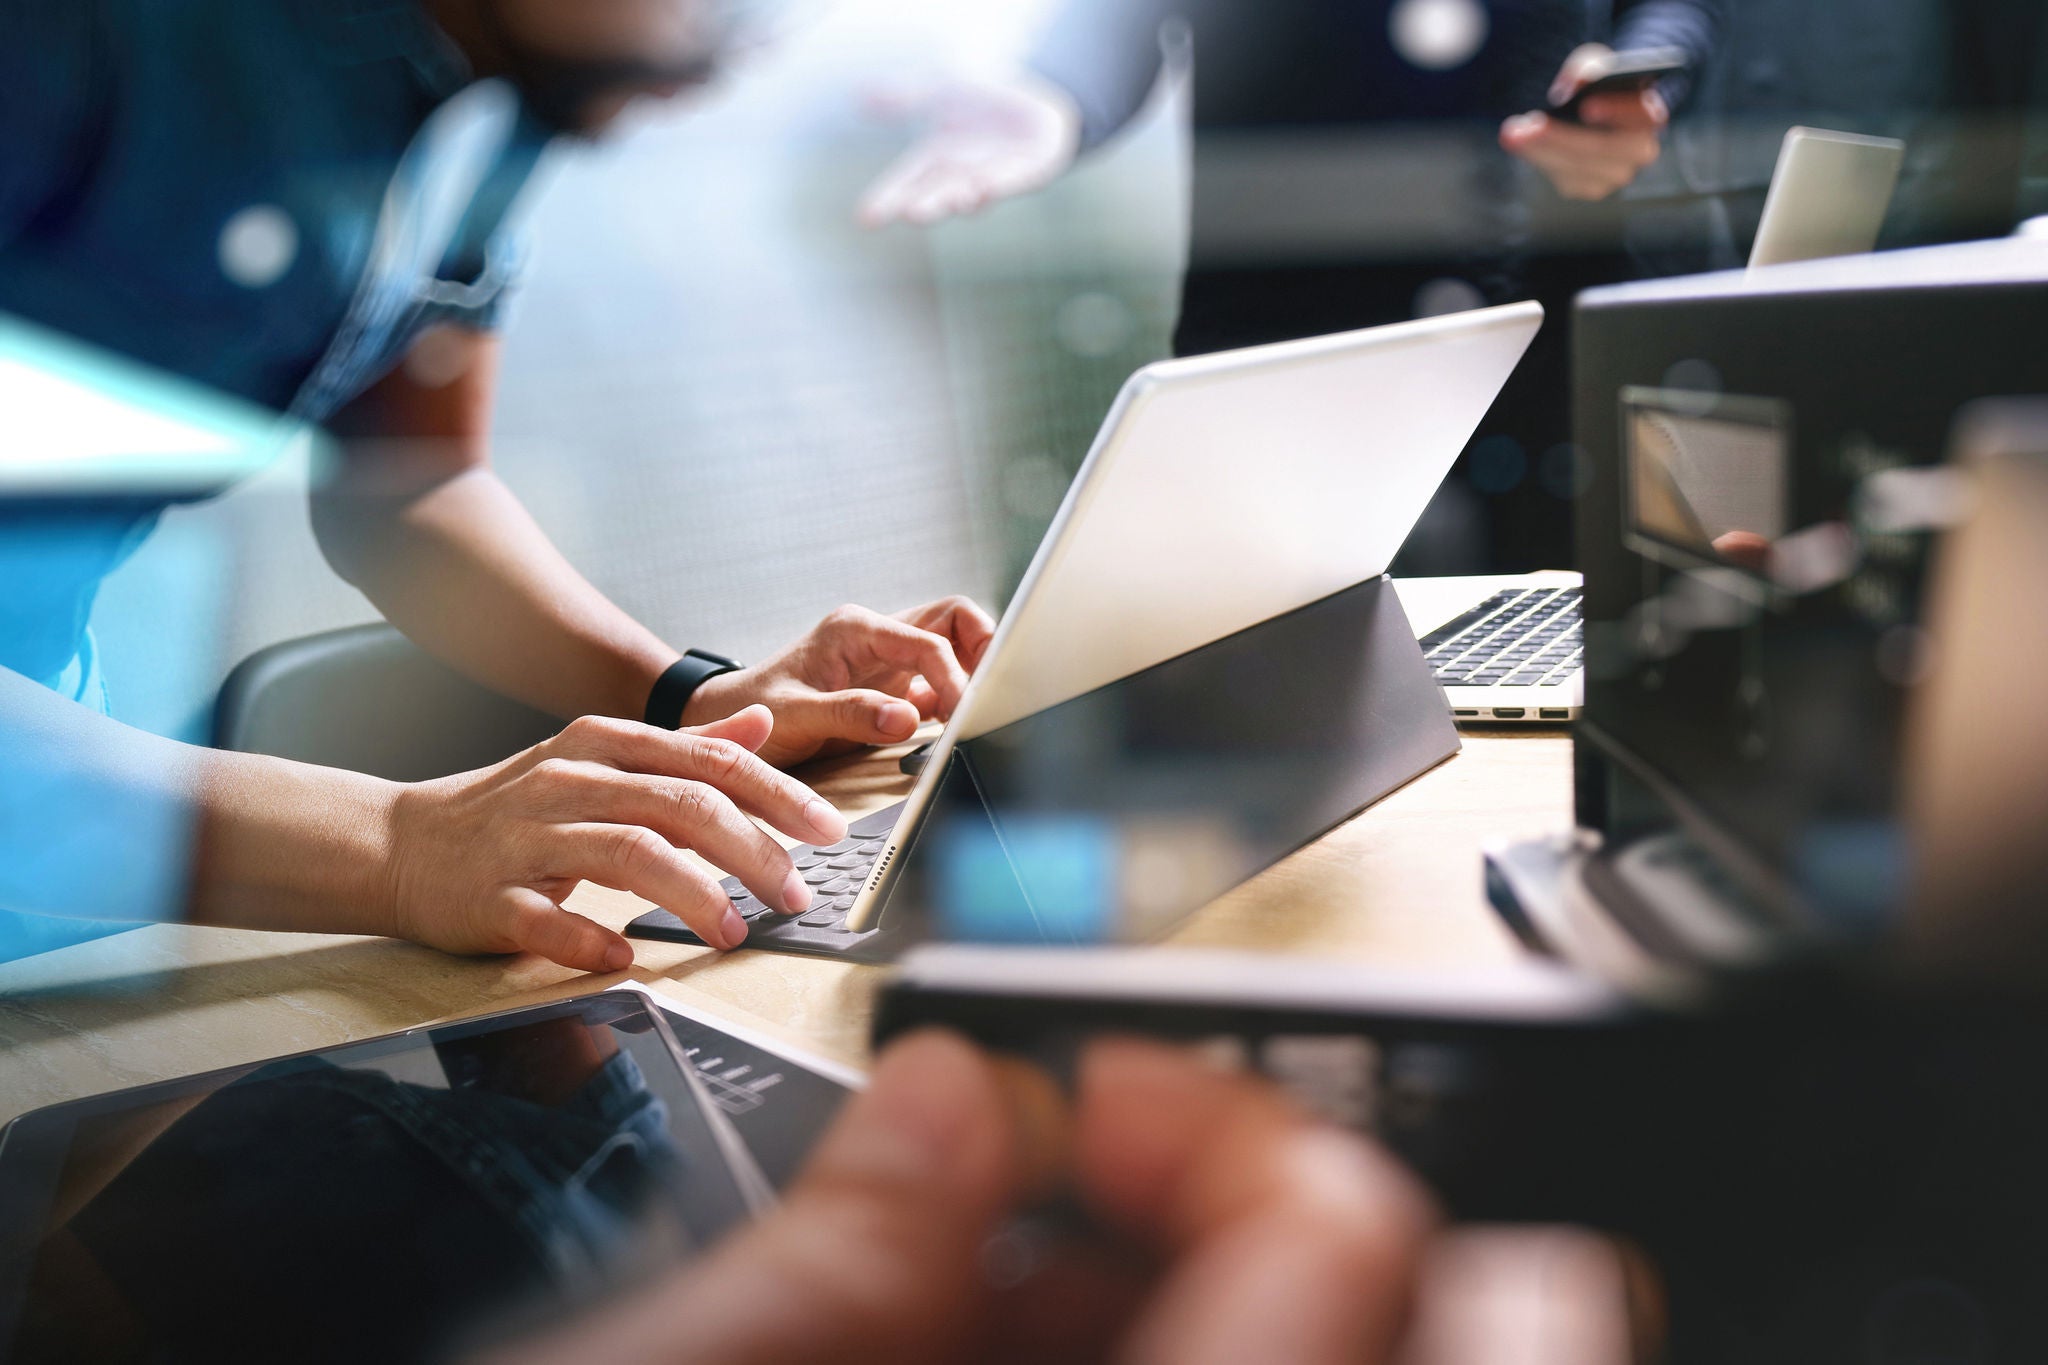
(644, 649), (744, 729)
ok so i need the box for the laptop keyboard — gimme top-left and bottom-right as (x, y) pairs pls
(1421, 587), (1583, 689)
(727, 831), (888, 930)
(625, 801), (907, 960)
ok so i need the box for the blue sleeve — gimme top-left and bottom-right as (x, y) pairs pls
(1027, 0), (1186, 151)
(0, 667), (197, 945)
(0, 0), (109, 248)
(417, 120), (551, 334)
(1611, 0), (1727, 112)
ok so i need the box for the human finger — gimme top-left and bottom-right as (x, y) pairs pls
(683, 702), (775, 754)
(858, 146), (962, 227)
(1510, 114), (1635, 163)
(547, 714), (845, 846)
(549, 822), (749, 949)
(1073, 1039), (1438, 1365)
(1578, 89), (1667, 132)
(799, 688), (923, 747)
(1393, 1227), (1644, 1365)
(583, 772), (812, 915)
(1499, 119), (1645, 199)
(496, 886), (636, 974)
(483, 1030), (1063, 1365)
(1515, 110), (1661, 183)
(834, 608), (971, 716)
(899, 596), (997, 673)
(1549, 43), (1612, 105)
(905, 164), (987, 224)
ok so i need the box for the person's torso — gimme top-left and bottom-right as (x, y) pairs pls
(0, 0), (551, 694)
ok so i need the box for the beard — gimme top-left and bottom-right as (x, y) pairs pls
(466, 0), (721, 137)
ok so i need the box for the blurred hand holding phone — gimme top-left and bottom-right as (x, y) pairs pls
(1501, 45), (1686, 201)
(1546, 46), (1688, 123)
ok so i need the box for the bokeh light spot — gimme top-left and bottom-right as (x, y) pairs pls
(1467, 434), (1527, 495)
(1388, 0), (1489, 71)
(217, 205), (298, 289)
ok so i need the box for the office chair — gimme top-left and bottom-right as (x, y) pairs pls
(213, 623), (562, 782)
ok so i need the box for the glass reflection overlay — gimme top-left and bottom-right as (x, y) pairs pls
(911, 576), (1460, 945)
(0, 992), (759, 1364)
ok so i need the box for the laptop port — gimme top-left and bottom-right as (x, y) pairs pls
(1454, 709), (1481, 717)
(1540, 708), (1571, 720)
(1492, 707), (1526, 719)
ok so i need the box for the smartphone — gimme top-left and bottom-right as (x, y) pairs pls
(1548, 46), (1688, 122)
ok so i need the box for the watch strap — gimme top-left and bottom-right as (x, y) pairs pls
(644, 649), (744, 729)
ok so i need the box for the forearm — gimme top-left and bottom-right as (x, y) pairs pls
(0, 667), (397, 936)
(312, 465), (679, 723)
(1028, 0), (1182, 150)
(189, 747), (401, 938)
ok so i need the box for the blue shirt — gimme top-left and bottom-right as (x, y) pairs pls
(0, 0), (554, 955)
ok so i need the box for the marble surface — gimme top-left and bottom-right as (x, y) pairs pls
(0, 730), (1569, 1128)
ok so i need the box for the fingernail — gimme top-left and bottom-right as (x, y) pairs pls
(604, 941), (633, 971)
(807, 799), (846, 841)
(721, 906), (748, 948)
(783, 869), (812, 913)
(879, 702), (918, 737)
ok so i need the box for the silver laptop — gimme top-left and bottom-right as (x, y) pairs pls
(1749, 125), (1906, 271)
(628, 301), (1545, 957)
(1397, 571), (1584, 724)
(1400, 125), (1908, 730)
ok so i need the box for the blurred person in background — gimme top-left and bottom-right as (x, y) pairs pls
(0, 0), (996, 964)
(861, 0), (2047, 571)
(492, 1029), (1648, 1365)
(1592, 0), (2047, 278)
(860, 0), (1723, 576)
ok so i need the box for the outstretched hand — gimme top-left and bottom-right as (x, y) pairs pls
(857, 74), (1083, 228)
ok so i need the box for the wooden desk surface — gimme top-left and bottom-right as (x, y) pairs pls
(0, 729), (1570, 1128)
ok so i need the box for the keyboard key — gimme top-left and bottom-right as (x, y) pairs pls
(817, 876), (857, 896)
(798, 911), (843, 928)
(827, 854), (870, 871)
